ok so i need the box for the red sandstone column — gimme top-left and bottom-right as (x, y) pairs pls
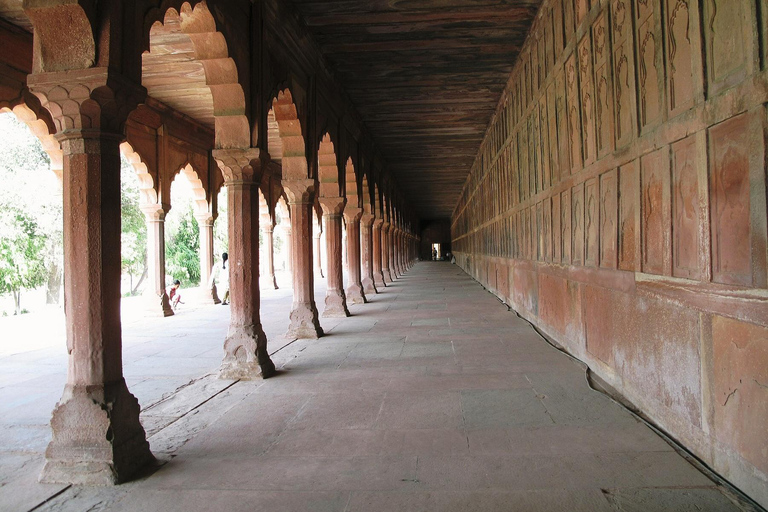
(360, 213), (378, 295)
(344, 207), (366, 304)
(389, 226), (398, 279)
(313, 225), (324, 279)
(320, 197), (350, 317)
(279, 223), (293, 276)
(212, 149), (276, 380)
(373, 219), (387, 287)
(260, 217), (279, 290)
(143, 205), (174, 316)
(283, 179), (324, 338)
(29, 71), (154, 484)
(393, 228), (403, 276)
(196, 213), (220, 303)
(381, 221), (393, 283)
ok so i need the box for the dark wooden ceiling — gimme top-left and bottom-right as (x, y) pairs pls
(290, 0), (541, 219)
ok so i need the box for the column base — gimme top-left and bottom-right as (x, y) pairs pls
(40, 380), (155, 485)
(382, 269), (393, 284)
(188, 285), (221, 305)
(261, 274), (278, 290)
(374, 272), (387, 287)
(219, 324), (276, 380)
(362, 277), (378, 295)
(143, 291), (175, 317)
(287, 303), (324, 339)
(323, 290), (350, 318)
(346, 284), (367, 305)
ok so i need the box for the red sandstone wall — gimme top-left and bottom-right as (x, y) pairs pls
(451, 0), (768, 505)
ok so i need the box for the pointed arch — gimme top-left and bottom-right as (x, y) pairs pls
(120, 141), (158, 207)
(344, 158), (359, 208)
(266, 107), (283, 163)
(143, 1), (249, 148)
(271, 89), (308, 180)
(2, 101), (63, 181)
(361, 175), (371, 215)
(172, 163), (209, 216)
(317, 133), (340, 198)
(276, 195), (291, 228)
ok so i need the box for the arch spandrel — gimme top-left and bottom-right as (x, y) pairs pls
(3, 100), (63, 181)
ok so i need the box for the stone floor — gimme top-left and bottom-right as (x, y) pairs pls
(0, 263), (754, 511)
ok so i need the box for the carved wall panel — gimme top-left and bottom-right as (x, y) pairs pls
(572, 182), (585, 265)
(702, 0), (754, 95)
(553, 0), (565, 55)
(600, 169), (618, 269)
(575, 0), (589, 26)
(544, 197), (552, 261)
(578, 35), (597, 167)
(547, 83), (560, 185)
(619, 159), (640, 271)
(641, 148), (671, 275)
(709, 112), (760, 286)
(537, 202), (544, 260)
(566, 53), (583, 175)
(611, 0), (637, 148)
(563, 0), (576, 44)
(552, 192), (562, 262)
(664, 0), (696, 117)
(592, 11), (614, 158)
(561, 189), (572, 263)
(585, 177), (599, 266)
(671, 134), (705, 280)
(539, 97), (551, 191)
(555, 71), (570, 175)
(636, 0), (664, 134)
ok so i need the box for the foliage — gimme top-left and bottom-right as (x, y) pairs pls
(120, 155), (147, 292)
(166, 202), (201, 286)
(0, 206), (49, 312)
(213, 186), (228, 262)
(0, 113), (60, 311)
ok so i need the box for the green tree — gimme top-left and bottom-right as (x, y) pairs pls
(166, 204), (201, 286)
(0, 112), (61, 309)
(0, 205), (49, 314)
(120, 156), (147, 295)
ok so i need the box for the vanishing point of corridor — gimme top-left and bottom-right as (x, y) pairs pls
(24, 263), (747, 512)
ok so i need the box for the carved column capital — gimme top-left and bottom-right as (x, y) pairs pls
(343, 207), (363, 224)
(282, 179), (316, 205)
(372, 218), (384, 229)
(141, 203), (167, 222)
(361, 213), (375, 227)
(319, 196), (346, 217)
(212, 148), (266, 184)
(27, 68), (146, 135)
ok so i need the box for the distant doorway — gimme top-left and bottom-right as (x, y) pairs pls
(431, 243), (442, 261)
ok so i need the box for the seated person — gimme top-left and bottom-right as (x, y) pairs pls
(168, 279), (182, 308)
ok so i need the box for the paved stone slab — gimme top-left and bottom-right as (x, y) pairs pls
(0, 263), (749, 511)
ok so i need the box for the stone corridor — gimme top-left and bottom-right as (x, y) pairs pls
(4, 263), (751, 512)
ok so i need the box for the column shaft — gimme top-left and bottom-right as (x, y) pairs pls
(213, 150), (275, 380)
(360, 214), (378, 295)
(144, 207), (174, 316)
(284, 180), (323, 338)
(320, 197), (349, 317)
(41, 132), (153, 484)
(344, 208), (366, 304)
(373, 220), (386, 287)
(381, 222), (393, 283)
(262, 226), (279, 289)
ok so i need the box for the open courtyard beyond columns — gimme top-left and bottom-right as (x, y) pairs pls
(0, 263), (749, 512)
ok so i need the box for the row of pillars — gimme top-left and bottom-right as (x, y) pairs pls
(30, 73), (419, 485)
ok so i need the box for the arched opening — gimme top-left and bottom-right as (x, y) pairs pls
(142, 1), (249, 148)
(0, 109), (62, 327)
(164, 164), (208, 305)
(275, 196), (291, 274)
